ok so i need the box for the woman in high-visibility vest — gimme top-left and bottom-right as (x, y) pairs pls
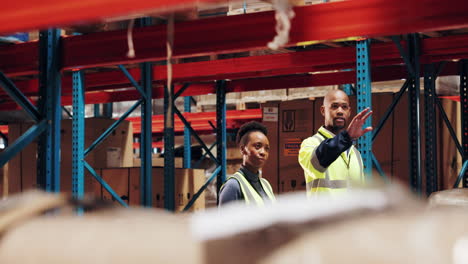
(218, 121), (276, 206)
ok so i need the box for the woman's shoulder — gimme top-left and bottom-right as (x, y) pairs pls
(224, 176), (241, 186)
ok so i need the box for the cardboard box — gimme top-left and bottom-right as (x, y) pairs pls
(226, 142), (242, 160)
(5, 124), (22, 195)
(261, 102), (280, 193)
(278, 99), (313, 193)
(21, 135), (38, 191)
(227, 160), (242, 175)
(228, 0), (273, 15)
(6, 118), (133, 197)
(129, 167), (205, 211)
(0, 159), (5, 198)
(128, 167), (141, 206)
(61, 118), (133, 195)
(438, 98), (461, 189)
(81, 118), (133, 169)
(101, 168), (129, 204)
(370, 93), (394, 178)
(133, 157), (184, 168)
(392, 94), (410, 184)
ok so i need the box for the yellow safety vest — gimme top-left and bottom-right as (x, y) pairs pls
(225, 171), (276, 206)
(298, 126), (364, 197)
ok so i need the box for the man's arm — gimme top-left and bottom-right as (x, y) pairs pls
(315, 130), (353, 168)
(313, 108), (373, 169)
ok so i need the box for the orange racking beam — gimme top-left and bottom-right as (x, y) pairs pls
(127, 109), (261, 124)
(59, 0), (468, 69)
(1, 0), (468, 77)
(128, 109), (262, 134)
(2, 34), (468, 101)
(0, 109), (261, 138)
(0, 0), (224, 34)
(0, 62), (461, 111)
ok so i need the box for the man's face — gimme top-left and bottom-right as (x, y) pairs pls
(321, 92), (351, 132)
(241, 131), (270, 170)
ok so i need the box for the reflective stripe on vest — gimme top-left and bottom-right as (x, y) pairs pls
(306, 178), (347, 190)
(228, 172), (275, 206)
(307, 133), (349, 190)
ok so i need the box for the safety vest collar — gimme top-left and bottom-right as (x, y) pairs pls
(317, 126), (335, 139)
(229, 171), (275, 206)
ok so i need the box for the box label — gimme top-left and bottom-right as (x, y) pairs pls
(263, 107), (278, 122)
(282, 110), (296, 132)
(283, 138), (302, 156)
(107, 147), (122, 168)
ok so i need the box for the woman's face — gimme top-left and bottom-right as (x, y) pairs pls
(241, 131), (270, 171)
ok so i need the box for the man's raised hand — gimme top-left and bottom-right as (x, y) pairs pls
(347, 108), (373, 140)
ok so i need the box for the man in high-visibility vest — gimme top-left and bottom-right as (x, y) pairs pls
(298, 89), (372, 196)
(219, 121), (275, 206)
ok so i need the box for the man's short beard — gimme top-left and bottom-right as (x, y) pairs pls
(332, 122), (346, 131)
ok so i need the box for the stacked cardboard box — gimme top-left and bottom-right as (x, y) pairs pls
(120, 167), (205, 211)
(278, 99), (313, 193)
(133, 156), (184, 168)
(261, 102), (280, 193)
(226, 141), (243, 175)
(6, 118), (133, 196)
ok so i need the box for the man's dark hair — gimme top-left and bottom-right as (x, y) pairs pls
(236, 121), (268, 146)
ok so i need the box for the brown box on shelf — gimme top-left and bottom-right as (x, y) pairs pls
(438, 98), (460, 189)
(392, 94), (410, 184)
(129, 167), (205, 212)
(278, 99), (313, 194)
(261, 101), (280, 193)
(370, 93), (394, 179)
(5, 123), (25, 195)
(133, 157), (184, 168)
(101, 168), (129, 204)
(60, 118), (133, 195)
(0, 151), (6, 198)
(226, 142), (242, 160)
(227, 160), (242, 175)
(6, 118), (133, 197)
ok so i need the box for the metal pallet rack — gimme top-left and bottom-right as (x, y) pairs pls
(0, 0), (467, 210)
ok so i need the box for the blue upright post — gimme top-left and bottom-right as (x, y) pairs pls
(140, 62), (153, 207)
(72, 70), (85, 203)
(37, 29), (62, 193)
(343, 69), (354, 95)
(184, 96), (192, 169)
(460, 60), (468, 187)
(356, 39), (373, 179)
(216, 80), (227, 194)
(164, 84), (175, 211)
(139, 17), (153, 207)
(408, 34), (422, 195)
(343, 84), (353, 96)
(424, 63), (438, 195)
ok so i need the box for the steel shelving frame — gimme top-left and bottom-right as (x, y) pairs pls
(0, 1), (467, 207)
